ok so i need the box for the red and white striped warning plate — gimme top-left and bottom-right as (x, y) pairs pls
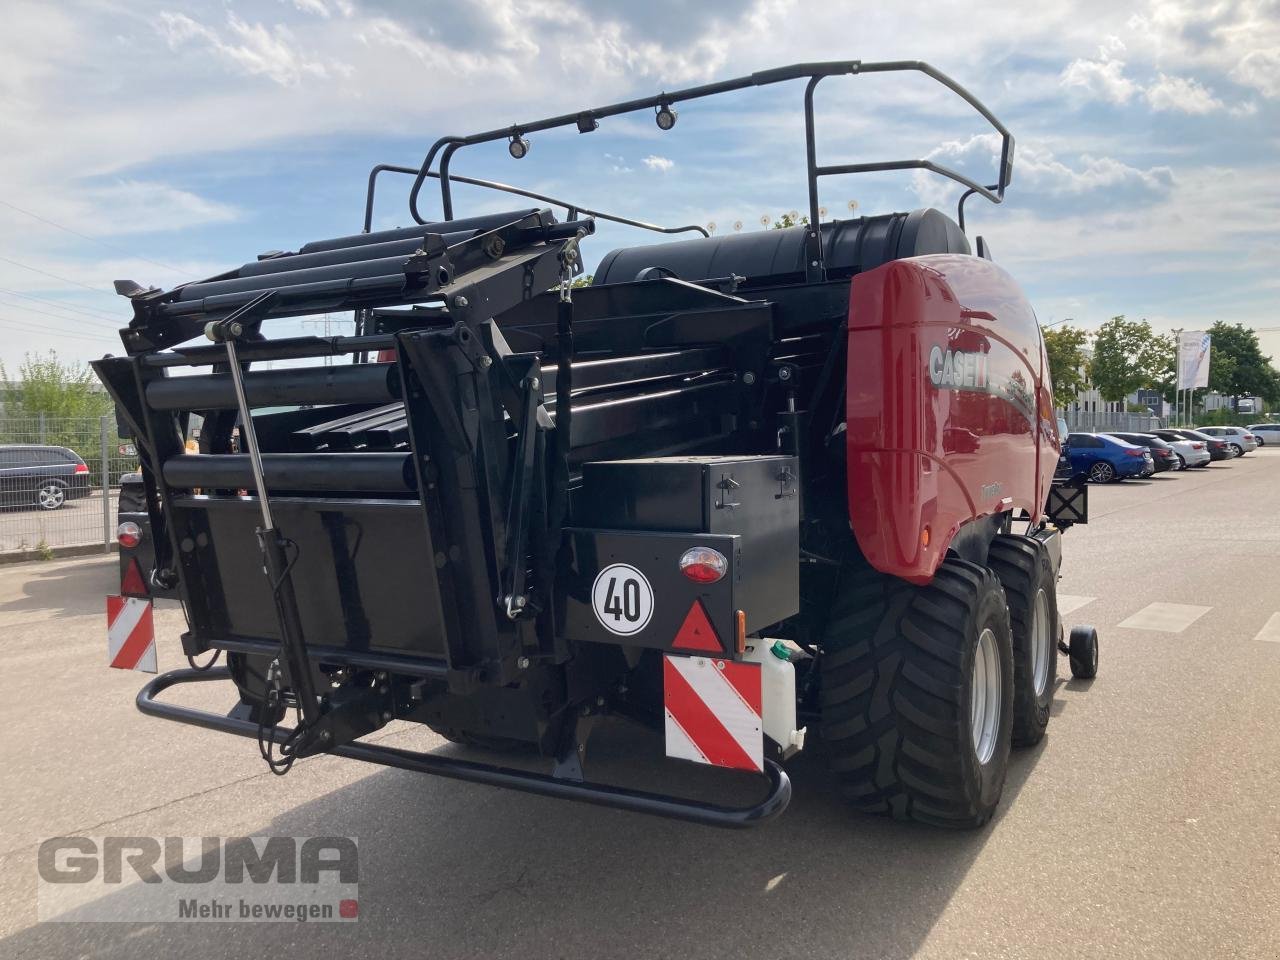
(107, 595), (156, 673)
(663, 654), (762, 772)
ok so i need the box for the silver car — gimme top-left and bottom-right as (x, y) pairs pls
(1151, 434), (1211, 468)
(1194, 426), (1258, 456)
(1246, 423), (1279, 447)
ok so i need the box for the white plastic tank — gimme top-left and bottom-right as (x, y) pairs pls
(741, 638), (806, 758)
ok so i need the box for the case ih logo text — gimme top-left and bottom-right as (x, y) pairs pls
(37, 836), (358, 923)
(928, 345), (989, 390)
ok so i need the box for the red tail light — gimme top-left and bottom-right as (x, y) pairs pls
(678, 546), (728, 583)
(1192, 443), (1204, 450)
(116, 521), (142, 549)
(1123, 449), (1144, 457)
(74, 463), (89, 474)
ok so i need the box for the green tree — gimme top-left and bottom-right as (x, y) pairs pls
(1041, 324), (1089, 408)
(1087, 316), (1161, 402)
(1149, 332), (1179, 403)
(770, 213), (809, 230)
(0, 351), (112, 420)
(1205, 321), (1280, 404)
(0, 352), (121, 485)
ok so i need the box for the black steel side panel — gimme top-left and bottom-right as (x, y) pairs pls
(563, 531), (742, 653)
(577, 456), (800, 631)
(176, 496), (449, 659)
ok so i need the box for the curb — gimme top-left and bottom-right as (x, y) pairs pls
(0, 542), (118, 566)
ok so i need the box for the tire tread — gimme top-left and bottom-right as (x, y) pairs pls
(820, 553), (1012, 828)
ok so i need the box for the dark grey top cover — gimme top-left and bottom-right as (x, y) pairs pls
(592, 208), (969, 286)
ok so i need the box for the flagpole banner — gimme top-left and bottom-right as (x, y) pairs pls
(1177, 331), (1211, 391)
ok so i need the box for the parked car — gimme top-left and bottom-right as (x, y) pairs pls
(1155, 428), (1234, 462)
(1066, 432), (1154, 482)
(1144, 432), (1211, 468)
(0, 445), (92, 511)
(1245, 423), (1278, 447)
(1054, 417), (1079, 480)
(1194, 425), (1257, 456)
(1104, 432), (1181, 472)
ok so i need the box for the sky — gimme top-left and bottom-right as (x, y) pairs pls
(1, 0), (1277, 373)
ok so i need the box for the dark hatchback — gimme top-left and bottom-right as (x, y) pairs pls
(1105, 432), (1180, 472)
(1154, 428), (1233, 462)
(0, 445), (92, 510)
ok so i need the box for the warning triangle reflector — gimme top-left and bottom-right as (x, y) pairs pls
(121, 558), (149, 598)
(673, 599), (721, 653)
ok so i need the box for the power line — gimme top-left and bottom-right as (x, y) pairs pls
(0, 321), (110, 346)
(0, 298), (115, 333)
(0, 286), (119, 322)
(0, 313), (116, 345)
(0, 197), (188, 276)
(0, 255), (120, 299)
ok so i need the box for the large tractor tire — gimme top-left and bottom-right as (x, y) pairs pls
(820, 555), (1014, 828)
(988, 534), (1057, 747)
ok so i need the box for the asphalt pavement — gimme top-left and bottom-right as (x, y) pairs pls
(1, 451), (1277, 959)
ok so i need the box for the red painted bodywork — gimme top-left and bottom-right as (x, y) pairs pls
(845, 254), (1059, 585)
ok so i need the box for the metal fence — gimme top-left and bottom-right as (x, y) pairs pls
(1062, 411), (1168, 434)
(0, 416), (137, 556)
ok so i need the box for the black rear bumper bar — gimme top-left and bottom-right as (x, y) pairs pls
(138, 668), (791, 829)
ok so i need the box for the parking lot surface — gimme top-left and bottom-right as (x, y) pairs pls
(1, 451), (1277, 959)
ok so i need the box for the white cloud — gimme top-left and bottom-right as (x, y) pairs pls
(156, 11), (348, 87)
(641, 155), (674, 172)
(916, 134), (1174, 206)
(1061, 53), (1137, 104)
(1125, 1), (1280, 100)
(1062, 54), (1247, 116)
(85, 181), (241, 234)
(1233, 49), (1280, 99)
(603, 153), (634, 173)
(985, 163), (1280, 278)
(0, 180), (239, 247)
(1144, 73), (1224, 114)
(290, 0), (331, 18)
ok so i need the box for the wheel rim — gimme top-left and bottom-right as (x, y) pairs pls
(1031, 589), (1051, 697)
(970, 627), (1002, 765)
(38, 485), (64, 509)
(1089, 462), (1112, 482)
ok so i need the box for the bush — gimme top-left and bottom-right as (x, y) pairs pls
(1193, 409), (1268, 427)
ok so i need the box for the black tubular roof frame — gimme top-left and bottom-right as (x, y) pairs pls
(403, 60), (1014, 266)
(365, 164), (709, 238)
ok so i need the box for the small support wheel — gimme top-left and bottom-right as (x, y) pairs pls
(1068, 625), (1099, 679)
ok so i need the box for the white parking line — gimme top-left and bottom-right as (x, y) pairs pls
(1056, 595), (1096, 615)
(1117, 602), (1212, 634)
(1254, 613), (1280, 643)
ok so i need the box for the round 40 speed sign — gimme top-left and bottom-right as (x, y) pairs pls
(591, 563), (654, 636)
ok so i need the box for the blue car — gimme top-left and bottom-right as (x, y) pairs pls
(1066, 433), (1154, 483)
